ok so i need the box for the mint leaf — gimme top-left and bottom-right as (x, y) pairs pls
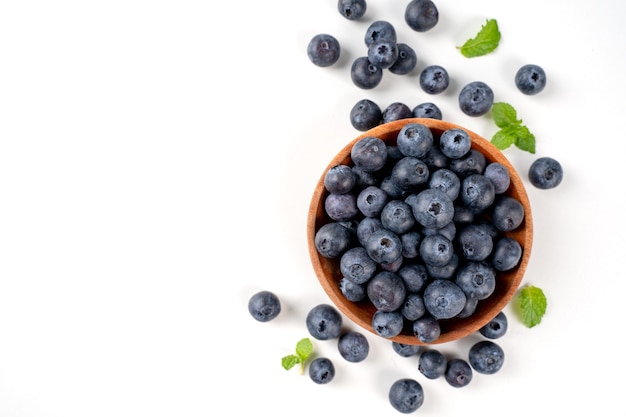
(282, 338), (314, 374)
(490, 102), (536, 154)
(517, 285), (547, 328)
(295, 338), (313, 360)
(492, 102), (520, 128)
(458, 19), (501, 58)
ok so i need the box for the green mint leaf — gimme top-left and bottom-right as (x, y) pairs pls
(492, 102), (521, 128)
(513, 125), (536, 153)
(518, 285), (547, 328)
(491, 126), (516, 150)
(458, 19), (501, 58)
(295, 338), (313, 361)
(281, 354), (301, 370)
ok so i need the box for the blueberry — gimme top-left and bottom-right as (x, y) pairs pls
(364, 228), (403, 266)
(491, 196), (525, 231)
(364, 20), (397, 47)
(428, 168), (461, 200)
(418, 349), (447, 379)
(479, 311), (508, 339)
(248, 290), (281, 322)
(309, 357), (336, 384)
(439, 128), (471, 159)
(419, 65), (450, 94)
(484, 162), (510, 194)
(412, 102), (442, 119)
(492, 237), (522, 271)
(324, 164), (356, 194)
(388, 43), (417, 75)
(350, 98), (382, 131)
(449, 149), (487, 177)
(338, 331), (370, 362)
(325, 192), (358, 221)
(458, 81), (494, 117)
(352, 165), (379, 189)
(351, 56), (383, 89)
(425, 252), (459, 279)
(405, 0), (439, 32)
(457, 224), (493, 261)
(528, 156), (563, 189)
(367, 39), (399, 69)
(380, 176), (406, 200)
(453, 204), (475, 225)
(461, 174), (495, 212)
(372, 310), (404, 338)
(382, 102), (413, 124)
(398, 263), (428, 293)
(307, 34), (341, 67)
(413, 315), (441, 343)
(380, 200), (416, 234)
(337, 0), (367, 20)
(356, 216), (383, 246)
(445, 358), (473, 388)
(357, 185), (388, 217)
(423, 279), (467, 319)
(366, 271), (407, 312)
(468, 340), (505, 374)
(388, 378), (424, 413)
(400, 293), (425, 322)
(423, 217), (456, 241)
(419, 233), (454, 267)
(410, 188), (454, 229)
(515, 64), (547, 95)
(339, 277), (367, 301)
(306, 304), (343, 340)
(390, 157), (429, 192)
(314, 222), (353, 259)
(400, 230), (422, 259)
(456, 296), (478, 318)
(392, 342), (422, 358)
(351, 136), (388, 172)
(421, 145), (449, 170)
(396, 122), (434, 158)
(340, 247), (377, 284)
(455, 262), (496, 300)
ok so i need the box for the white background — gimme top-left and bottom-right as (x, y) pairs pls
(1, 0), (625, 416)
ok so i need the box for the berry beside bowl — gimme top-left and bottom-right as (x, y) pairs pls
(307, 118), (533, 345)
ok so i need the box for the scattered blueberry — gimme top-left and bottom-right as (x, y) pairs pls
(479, 311), (508, 339)
(388, 378), (424, 413)
(419, 64), (450, 94)
(307, 34), (341, 67)
(418, 349), (447, 379)
(309, 357), (336, 384)
(306, 304), (343, 340)
(248, 290), (281, 322)
(392, 341), (422, 358)
(350, 99), (382, 131)
(337, 0), (367, 20)
(388, 43), (417, 75)
(412, 102), (442, 119)
(405, 0), (439, 32)
(364, 20), (397, 46)
(515, 64), (547, 95)
(368, 39), (399, 69)
(351, 56), (383, 89)
(381, 102), (413, 124)
(528, 156), (563, 189)
(468, 340), (505, 374)
(458, 81), (494, 116)
(445, 358), (473, 388)
(338, 331), (370, 362)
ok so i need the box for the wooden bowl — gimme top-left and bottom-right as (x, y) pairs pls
(307, 118), (533, 345)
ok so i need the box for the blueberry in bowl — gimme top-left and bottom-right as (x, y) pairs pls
(307, 118), (533, 345)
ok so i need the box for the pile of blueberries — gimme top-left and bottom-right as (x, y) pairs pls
(248, 0), (565, 414)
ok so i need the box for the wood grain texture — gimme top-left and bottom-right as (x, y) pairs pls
(307, 118), (533, 345)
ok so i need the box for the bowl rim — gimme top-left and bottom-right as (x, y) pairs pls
(307, 118), (533, 345)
